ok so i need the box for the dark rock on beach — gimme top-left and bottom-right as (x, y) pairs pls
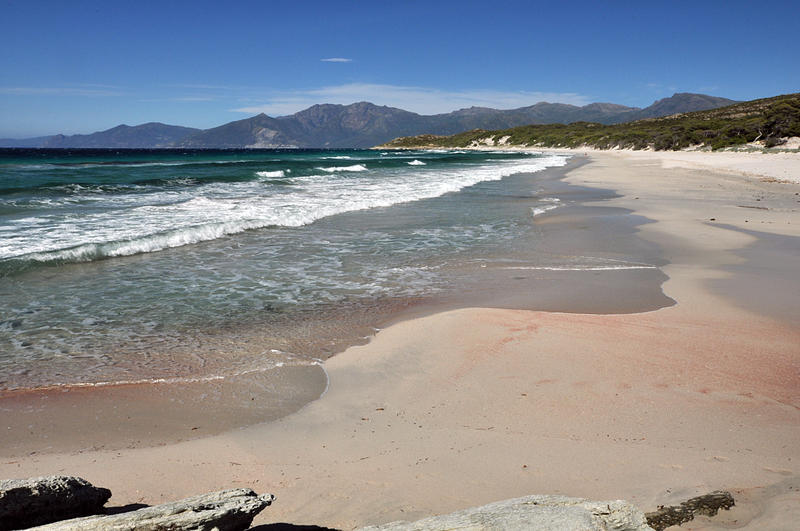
(0, 476), (111, 530)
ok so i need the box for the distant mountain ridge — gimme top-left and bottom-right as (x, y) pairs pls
(1, 123), (200, 148)
(0, 93), (738, 149)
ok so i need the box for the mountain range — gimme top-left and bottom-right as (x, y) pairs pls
(0, 93), (737, 149)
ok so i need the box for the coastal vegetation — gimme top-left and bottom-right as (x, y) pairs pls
(378, 93), (800, 151)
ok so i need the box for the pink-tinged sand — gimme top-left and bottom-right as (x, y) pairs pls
(1, 152), (798, 529)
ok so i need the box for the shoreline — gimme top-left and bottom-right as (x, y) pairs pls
(0, 155), (676, 457)
(1, 151), (798, 529)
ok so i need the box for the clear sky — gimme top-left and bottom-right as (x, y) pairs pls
(1, 0), (797, 137)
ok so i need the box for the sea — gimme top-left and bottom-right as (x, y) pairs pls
(0, 147), (660, 399)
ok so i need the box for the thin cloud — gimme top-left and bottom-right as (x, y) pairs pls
(231, 83), (590, 116)
(0, 86), (122, 97)
(320, 58), (353, 63)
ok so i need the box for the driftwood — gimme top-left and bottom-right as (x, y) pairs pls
(0, 476), (111, 530)
(30, 488), (274, 531)
(645, 491), (735, 531)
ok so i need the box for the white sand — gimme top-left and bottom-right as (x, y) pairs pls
(532, 147), (800, 183)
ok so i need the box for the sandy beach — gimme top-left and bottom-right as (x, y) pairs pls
(1, 151), (798, 529)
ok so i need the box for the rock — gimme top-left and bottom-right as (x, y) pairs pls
(29, 488), (275, 531)
(357, 494), (653, 530)
(0, 476), (111, 530)
(645, 491), (734, 531)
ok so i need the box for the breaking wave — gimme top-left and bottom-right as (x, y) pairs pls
(315, 164), (368, 172)
(256, 169), (289, 178)
(2, 153), (568, 271)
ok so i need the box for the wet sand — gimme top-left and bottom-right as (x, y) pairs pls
(1, 152), (798, 529)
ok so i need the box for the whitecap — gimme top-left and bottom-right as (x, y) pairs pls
(315, 164), (368, 173)
(407, 160), (426, 166)
(256, 170), (288, 178)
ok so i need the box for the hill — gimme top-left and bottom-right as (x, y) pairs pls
(378, 93), (800, 151)
(176, 102), (428, 148)
(0, 123), (200, 149)
(0, 93), (739, 149)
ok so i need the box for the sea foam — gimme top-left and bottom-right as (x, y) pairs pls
(256, 170), (288, 178)
(315, 164), (368, 172)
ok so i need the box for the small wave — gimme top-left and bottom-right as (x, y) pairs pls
(315, 164), (367, 173)
(501, 265), (658, 271)
(1, 358), (324, 393)
(531, 204), (559, 217)
(256, 169), (289, 178)
(9, 220), (275, 266)
(168, 177), (198, 187)
(407, 160), (426, 166)
(322, 155), (352, 160)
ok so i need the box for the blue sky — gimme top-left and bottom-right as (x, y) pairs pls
(1, 0), (797, 137)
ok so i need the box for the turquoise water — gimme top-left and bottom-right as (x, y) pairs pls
(0, 148), (572, 390)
